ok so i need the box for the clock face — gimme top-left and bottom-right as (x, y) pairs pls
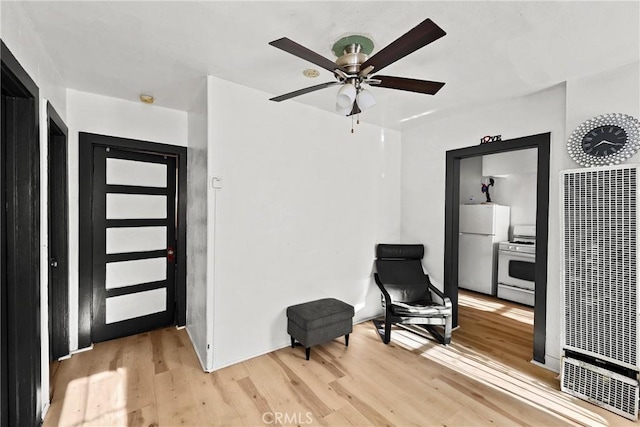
(581, 125), (628, 157)
(567, 114), (640, 167)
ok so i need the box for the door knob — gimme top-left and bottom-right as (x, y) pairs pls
(50, 259), (58, 267)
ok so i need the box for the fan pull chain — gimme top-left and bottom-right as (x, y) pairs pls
(350, 114), (363, 134)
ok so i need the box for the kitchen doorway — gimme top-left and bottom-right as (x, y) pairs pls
(444, 133), (550, 364)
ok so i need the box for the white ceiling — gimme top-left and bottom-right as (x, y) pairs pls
(18, 1), (640, 130)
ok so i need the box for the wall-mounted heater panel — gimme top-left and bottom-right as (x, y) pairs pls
(562, 356), (638, 420)
(561, 165), (640, 421)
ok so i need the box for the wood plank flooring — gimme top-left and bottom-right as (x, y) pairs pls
(45, 291), (638, 426)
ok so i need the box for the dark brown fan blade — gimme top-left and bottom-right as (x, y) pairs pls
(361, 18), (445, 74)
(269, 38), (346, 73)
(373, 75), (445, 95)
(270, 81), (341, 102)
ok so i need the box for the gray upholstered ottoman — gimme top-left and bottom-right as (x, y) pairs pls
(287, 298), (354, 360)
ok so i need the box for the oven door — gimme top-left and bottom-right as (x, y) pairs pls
(497, 250), (535, 291)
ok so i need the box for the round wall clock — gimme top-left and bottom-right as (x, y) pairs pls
(567, 113), (640, 167)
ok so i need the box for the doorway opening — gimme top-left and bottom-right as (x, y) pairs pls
(457, 147), (538, 363)
(78, 133), (187, 348)
(1, 41), (42, 425)
(444, 133), (550, 364)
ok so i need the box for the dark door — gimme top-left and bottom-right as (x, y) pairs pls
(1, 41), (42, 425)
(48, 104), (69, 361)
(0, 83), (7, 427)
(92, 147), (177, 342)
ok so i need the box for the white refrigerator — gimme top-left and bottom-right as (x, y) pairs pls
(458, 204), (510, 295)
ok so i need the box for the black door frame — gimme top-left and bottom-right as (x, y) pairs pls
(78, 132), (187, 348)
(47, 102), (69, 360)
(444, 132), (550, 363)
(1, 40), (42, 425)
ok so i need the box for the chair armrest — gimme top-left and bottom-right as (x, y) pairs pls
(374, 273), (393, 308)
(425, 275), (452, 309)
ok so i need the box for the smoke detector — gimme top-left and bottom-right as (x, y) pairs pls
(140, 94), (154, 104)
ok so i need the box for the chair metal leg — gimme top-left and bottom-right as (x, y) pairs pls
(345, 334), (349, 346)
(421, 318), (452, 345)
(305, 347), (310, 360)
(384, 316), (392, 344)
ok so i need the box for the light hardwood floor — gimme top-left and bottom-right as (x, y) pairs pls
(45, 291), (638, 426)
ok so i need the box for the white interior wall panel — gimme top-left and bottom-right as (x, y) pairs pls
(106, 194), (167, 219)
(106, 158), (167, 187)
(106, 226), (167, 254)
(105, 288), (166, 324)
(105, 258), (167, 289)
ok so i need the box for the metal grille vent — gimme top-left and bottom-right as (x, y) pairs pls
(563, 166), (638, 367)
(562, 357), (639, 420)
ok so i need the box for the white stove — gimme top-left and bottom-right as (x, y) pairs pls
(497, 225), (536, 306)
(499, 240), (536, 254)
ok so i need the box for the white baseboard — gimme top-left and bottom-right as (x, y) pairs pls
(41, 402), (50, 421)
(531, 356), (560, 373)
(70, 344), (93, 355)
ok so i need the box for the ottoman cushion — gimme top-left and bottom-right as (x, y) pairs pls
(287, 298), (354, 330)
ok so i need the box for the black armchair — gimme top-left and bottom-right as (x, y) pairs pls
(373, 244), (452, 345)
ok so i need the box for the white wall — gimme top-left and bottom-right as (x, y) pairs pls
(185, 78), (211, 370)
(401, 83), (566, 370)
(459, 157), (483, 205)
(566, 62), (640, 139)
(494, 172), (537, 233)
(207, 76), (401, 369)
(66, 89), (188, 353)
(1, 2), (67, 418)
(1, 2), (67, 117)
(482, 149), (538, 231)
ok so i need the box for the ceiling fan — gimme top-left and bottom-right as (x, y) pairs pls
(268, 18), (446, 118)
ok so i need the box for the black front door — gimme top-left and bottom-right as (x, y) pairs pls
(92, 147), (177, 342)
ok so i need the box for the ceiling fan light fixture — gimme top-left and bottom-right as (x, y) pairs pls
(336, 83), (357, 108)
(268, 18), (446, 129)
(357, 88), (376, 111)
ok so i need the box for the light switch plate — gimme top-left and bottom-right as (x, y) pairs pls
(211, 176), (223, 189)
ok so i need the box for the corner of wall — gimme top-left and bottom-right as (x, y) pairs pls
(185, 77), (214, 371)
